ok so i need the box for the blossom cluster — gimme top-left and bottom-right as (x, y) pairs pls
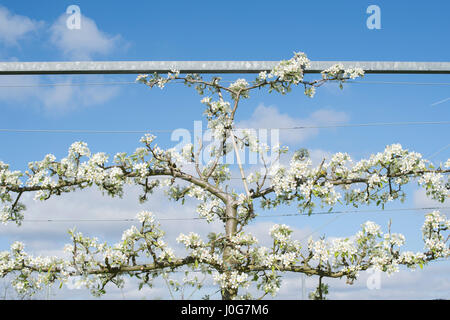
(268, 51), (311, 84)
(228, 78), (250, 99)
(200, 97), (233, 141)
(176, 232), (221, 265)
(135, 69), (180, 89)
(422, 211), (450, 258)
(0, 211), (181, 296)
(265, 143), (449, 212)
(213, 271), (249, 290)
(321, 63), (365, 80)
(0, 134), (212, 224)
(305, 211), (448, 277)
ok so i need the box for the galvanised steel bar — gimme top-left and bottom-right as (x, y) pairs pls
(0, 61), (449, 75)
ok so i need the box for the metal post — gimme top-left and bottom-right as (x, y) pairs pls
(302, 274), (306, 300)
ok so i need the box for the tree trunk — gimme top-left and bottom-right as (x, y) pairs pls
(221, 200), (238, 300)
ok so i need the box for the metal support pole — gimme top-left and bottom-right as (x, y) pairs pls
(302, 274), (306, 300)
(0, 61), (449, 75)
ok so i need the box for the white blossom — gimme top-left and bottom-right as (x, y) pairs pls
(136, 211), (154, 224)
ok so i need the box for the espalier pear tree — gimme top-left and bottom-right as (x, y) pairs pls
(0, 52), (449, 300)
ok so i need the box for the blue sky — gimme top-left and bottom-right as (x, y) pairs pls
(0, 0), (449, 299)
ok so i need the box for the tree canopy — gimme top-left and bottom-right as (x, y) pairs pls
(0, 52), (449, 300)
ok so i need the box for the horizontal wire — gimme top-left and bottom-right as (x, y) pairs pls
(18, 206), (450, 223)
(257, 206), (450, 218)
(21, 217), (206, 222)
(0, 121), (449, 134)
(279, 121), (450, 130)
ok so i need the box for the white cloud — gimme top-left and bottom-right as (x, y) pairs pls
(237, 104), (349, 144)
(0, 6), (124, 59)
(0, 6), (43, 46)
(49, 13), (123, 60)
(0, 75), (120, 111)
(41, 80), (119, 111)
(0, 185), (224, 254)
(413, 188), (449, 209)
(326, 263), (450, 300)
(0, 9), (123, 111)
